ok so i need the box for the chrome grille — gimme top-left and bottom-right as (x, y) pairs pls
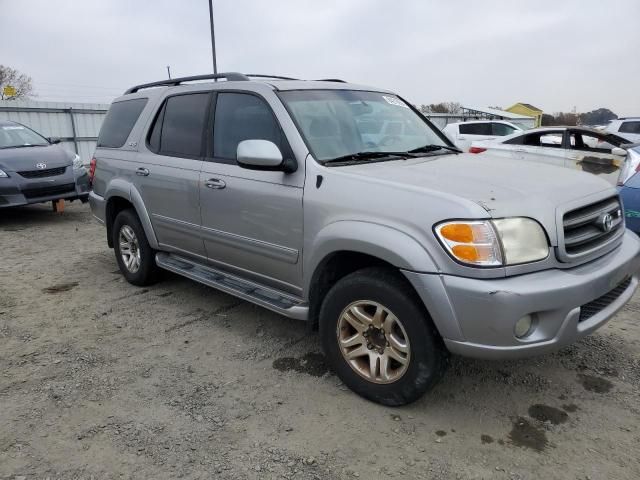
(18, 166), (67, 178)
(561, 197), (624, 259)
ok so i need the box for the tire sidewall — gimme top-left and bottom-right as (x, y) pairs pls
(320, 269), (447, 406)
(112, 209), (157, 286)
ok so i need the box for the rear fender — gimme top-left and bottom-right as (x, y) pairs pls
(105, 180), (159, 249)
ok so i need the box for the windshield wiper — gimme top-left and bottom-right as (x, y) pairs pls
(323, 151), (417, 166)
(409, 144), (462, 154)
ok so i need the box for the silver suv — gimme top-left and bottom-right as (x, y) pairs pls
(90, 73), (640, 405)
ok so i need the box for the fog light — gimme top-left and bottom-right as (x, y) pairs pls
(514, 315), (533, 338)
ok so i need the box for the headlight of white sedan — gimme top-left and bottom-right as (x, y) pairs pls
(435, 218), (549, 267)
(72, 154), (84, 170)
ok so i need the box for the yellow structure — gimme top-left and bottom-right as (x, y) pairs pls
(506, 103), (543, 127)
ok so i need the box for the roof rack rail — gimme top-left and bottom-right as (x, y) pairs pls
(245, 74), (299, 80)
(124, 72), (250, 94)
(316, 78), (346, 83)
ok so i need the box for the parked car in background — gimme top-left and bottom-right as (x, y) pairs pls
(618, 145), (640, 234)
(90, 73), (640, 406)
(442, 120), (522, 151)
(605, 117), (640, 143)
(0, 120), (89, 208)
(469, 126), (632, 186)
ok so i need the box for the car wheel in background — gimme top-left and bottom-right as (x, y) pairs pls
(319, 267), (449, 406)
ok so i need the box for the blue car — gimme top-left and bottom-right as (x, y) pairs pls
(618, 145), (640, 234)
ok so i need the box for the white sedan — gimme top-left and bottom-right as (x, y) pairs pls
(469, 126), (632, 185)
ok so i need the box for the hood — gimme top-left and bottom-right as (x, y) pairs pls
(338, 153), (615, 240)
(0, 144), (73, 172)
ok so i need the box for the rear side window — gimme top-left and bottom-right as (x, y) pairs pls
(507, 131), (564, 147)
(459, 123), (491, 135)
(619, 121), (640, 134)
(149, 93), (210, 158)
(213, 93), (283, 161)
(97, 98), (148, 148)
(492, 123), (517, 136)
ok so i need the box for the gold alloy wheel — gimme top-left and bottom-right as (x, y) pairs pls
(336, 300), (410, 384)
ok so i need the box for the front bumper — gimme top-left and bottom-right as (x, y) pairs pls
(0, 168), (90, 208)
(404, 230), (640, 359)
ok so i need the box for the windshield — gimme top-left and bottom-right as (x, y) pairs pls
(0, 123), (50, 149)
(279, 90), (449, 161)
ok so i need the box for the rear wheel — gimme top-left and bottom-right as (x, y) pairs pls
(112, 209), (159, 286)
(320, 267), (448, 406)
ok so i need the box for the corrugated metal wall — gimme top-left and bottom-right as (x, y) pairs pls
(0, 99), (109, 165)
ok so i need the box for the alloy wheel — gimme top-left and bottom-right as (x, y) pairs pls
(336, 300), (410, 384)
(118, 225), (141, 273)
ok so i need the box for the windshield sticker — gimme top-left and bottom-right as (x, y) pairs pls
(2, 126), (25, 130)
(382, 96), (409, 108)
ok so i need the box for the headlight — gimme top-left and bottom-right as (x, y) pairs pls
(72, 154), (84, 170)
(0, 169), (8, 178)
(435, 218), (548, 267)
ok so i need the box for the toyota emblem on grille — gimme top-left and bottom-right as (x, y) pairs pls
(598, 212), (614, 232)
(35, 163), (47, 170)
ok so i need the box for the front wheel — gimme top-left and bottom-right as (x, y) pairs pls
(112, 209), (159, 286)
(319, 267), (448, 406)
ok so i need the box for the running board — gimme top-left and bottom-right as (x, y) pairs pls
(155, 252), (308, 321)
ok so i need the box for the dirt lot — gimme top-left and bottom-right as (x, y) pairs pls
(1, 203), (639, 480)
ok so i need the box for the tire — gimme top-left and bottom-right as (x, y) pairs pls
(319, 267), (448, 406)
(112, 209), (159, 286)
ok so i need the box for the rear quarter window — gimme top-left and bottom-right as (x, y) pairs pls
(97, 98), (148, 148)
(459, 123), (491, 135)
(619, 121), (640, 134)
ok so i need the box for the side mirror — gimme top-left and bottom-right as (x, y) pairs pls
(48, 137), (62, 144)
(611, 147), (627, 157)
(236, 139), (297, 173)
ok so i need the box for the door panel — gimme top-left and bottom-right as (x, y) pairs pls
(134, 92), (211, 258)
(200, 91), (304, 292)
(199, 165), (303, 291)
(135, 152), (205, 257)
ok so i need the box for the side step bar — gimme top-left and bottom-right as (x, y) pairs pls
(155, 252), (309, 321)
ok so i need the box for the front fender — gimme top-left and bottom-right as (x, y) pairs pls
(304, 220), (439, 295)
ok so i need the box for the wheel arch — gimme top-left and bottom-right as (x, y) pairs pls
(304, 221), (440, 330)
(104, 181), (158, 249)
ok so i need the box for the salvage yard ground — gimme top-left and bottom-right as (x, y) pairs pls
(1, 203), (639, 480)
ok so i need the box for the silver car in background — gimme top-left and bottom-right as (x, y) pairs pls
(89, 73), (640, 406)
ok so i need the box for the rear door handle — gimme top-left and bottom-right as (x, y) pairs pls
(136, 167), (150, 176)
(205, 178), (226, 189)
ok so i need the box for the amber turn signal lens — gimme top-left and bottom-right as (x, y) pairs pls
(451, 245), (479, 262)
(439, 223), (474, 243)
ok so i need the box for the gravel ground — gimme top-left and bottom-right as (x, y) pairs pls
(1, 203), (639, 480)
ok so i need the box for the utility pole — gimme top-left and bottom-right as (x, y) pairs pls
(166, 65), (172, 79)
(208, 0), (218, 75)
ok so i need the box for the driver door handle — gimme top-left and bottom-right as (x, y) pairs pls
(136, 167), (150, 176)
(205, 178), (226, 189)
